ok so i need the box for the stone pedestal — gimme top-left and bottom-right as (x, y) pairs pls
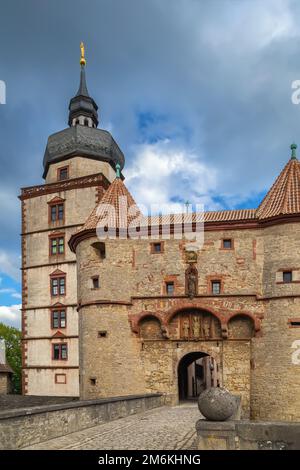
(196, 420), (238, 450)
(195, 419), (300, 450)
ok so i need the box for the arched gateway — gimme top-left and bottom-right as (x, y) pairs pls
(178, 351), (219, 401)
(136, 305), (256, 415)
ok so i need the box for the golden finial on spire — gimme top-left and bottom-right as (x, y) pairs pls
(80, 42), (86, 66)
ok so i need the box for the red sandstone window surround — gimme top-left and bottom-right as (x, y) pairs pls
(166, 282), (175, 295)
(48, 201), (65, 224)
(49, 233), (65, 256)
(57, 166), (69, 181)
(52, 343), (68, 360)
(211, 280), (221, 295)
(51, 308), (66, 329)
(50, 274), (66, 297)
(288, 318), (300, 328)
(221, 238), (234, 250)
(150, 242), (164, 254)
(55, 373), (67, 384)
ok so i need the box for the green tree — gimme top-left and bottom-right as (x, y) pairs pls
(0, 323), (22, 393)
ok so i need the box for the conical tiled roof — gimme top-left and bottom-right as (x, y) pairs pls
(256, 157), (300, 219)
(80, 176), (142, 232)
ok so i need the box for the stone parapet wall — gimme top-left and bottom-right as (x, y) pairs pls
(0, 393), (163, 450)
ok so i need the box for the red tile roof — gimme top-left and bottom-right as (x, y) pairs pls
(70, 156), (300, 249)
(80, 177), (142, 232)
(256, 158), (300, 219)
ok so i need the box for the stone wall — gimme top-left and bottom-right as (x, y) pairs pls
(196, 419), (300, 450)
(0, 393), (163, 450)
(75, 221), (300, 421)
(0, 375), (10, 394)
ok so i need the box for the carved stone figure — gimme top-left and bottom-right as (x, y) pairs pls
(182, 319), (190, 338)
(203, 318), (211, 339)
(192, 316), (201, 338)
(185, 266), (198, 298)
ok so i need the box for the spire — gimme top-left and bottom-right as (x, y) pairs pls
(68, 43), (99, 128)
(115, 163), (121, 179)
(256, 146), (300, 219)
(291, 143), (297, 160)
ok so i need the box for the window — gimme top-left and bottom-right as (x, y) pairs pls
(91, 242), (106, 259)
(222, 239), (232, 249)
(283, 271), (292, 283)
(211, 280), (221, 295)
(52, 343), (68, 360)
(98, 331), (107, 338)
(151, 242), (164, 254)
(55, 374), (66, 384)
(84, 118), (89, 127)
(289, 320), (300, 327)
(90, 378), (97, 385)
(50, 236), (65, 255)
(166, 282), (174, 295)
(154, 243), (162, 253)
(51, 309), (66, 329)
(57, 167), (69, 181)
(50, 203), (64, 222)
(92, 276), (99, 289)
(51, 276), (66, 296)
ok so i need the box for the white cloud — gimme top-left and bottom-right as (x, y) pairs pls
(0, 288), (22, 300)
(125, 140), (221, 212)
(0, 304), (21, 329)
(0, 250), (20, 281)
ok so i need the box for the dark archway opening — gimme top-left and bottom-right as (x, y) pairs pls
(178, 352), (218, 401)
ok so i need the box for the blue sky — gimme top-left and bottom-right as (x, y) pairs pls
(1, 0), (300, 328)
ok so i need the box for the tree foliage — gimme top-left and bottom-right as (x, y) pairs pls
(0, 322), (22, 393)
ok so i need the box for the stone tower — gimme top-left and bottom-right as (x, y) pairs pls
(20, 46), (125, 396)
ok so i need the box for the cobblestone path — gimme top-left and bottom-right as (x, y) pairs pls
(24, 403), (200, 450)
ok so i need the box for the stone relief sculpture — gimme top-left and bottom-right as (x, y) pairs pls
(179, 312), (222, 340)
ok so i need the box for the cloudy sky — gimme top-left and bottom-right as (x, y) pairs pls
(1, 0), (300, 328)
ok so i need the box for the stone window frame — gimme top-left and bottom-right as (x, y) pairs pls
(48, 197), (65, 225)
(50, 307), (67, 329)
(50, 272), (66, 297)
(52, 343), (68, 361)
(220, 238), (234, 250)
(165, 281), (175, 296)
(91, 275), (100, 289)
(210, 279), (222, 295)
(276, 268), (300, 284)
(57, 165), (69, 182)
(49, 232), (65, 257)
(55, 373), (67, 384)
(150, 241), (164, 254)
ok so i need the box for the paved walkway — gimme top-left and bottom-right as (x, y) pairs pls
(24, 403), (200, 450)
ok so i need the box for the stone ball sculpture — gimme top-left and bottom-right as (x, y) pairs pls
(198, 387), (237, 421)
